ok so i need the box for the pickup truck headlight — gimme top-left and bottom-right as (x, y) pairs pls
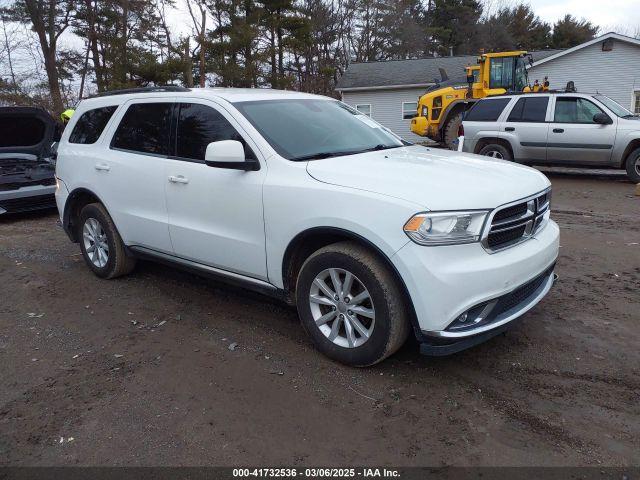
(403, 211), (489, 246)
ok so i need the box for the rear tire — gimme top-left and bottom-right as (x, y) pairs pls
(295, 241), (410, 366)
(624, 147), (640, 183)
(478, 143), (512, 160)
(78, 203), (136, 279)
(442, 112), (463, 150)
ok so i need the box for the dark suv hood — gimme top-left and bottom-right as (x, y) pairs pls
(0, 107), (58, 158)
(0, 107), (58, 190)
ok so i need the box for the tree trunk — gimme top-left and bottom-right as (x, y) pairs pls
(23, 0), (64, 114)
(199, 6), (206, 87)
(79, 40), (91, 98)
(184, 38), (194, 87)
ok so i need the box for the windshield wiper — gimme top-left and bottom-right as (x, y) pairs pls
(290, 144), (403, 162)
(359, 144), (402, 153)
(290, 150), (361, 161)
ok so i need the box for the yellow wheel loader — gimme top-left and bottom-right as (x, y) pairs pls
(410, 51), (548, 149)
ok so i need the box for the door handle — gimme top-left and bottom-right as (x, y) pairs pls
(168, 175), (189, 184)
(505, 127), (515, 132)
(94, 163), (110, 171)
(553, 128), (564, 133)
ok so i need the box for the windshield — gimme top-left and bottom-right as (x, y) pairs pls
(233, 99), (405, 161)
(594, 95), (634, 117)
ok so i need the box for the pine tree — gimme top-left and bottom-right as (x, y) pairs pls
(552, 15), (598, 48)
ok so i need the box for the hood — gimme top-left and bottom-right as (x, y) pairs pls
(306, 145), (550, 210)
(618, 115), (640, 130)
(0, 107), (58, 158)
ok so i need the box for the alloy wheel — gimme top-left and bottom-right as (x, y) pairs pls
(308, 268), (375, 348)
(82, 217), (109, 268)
(485, 150), (504, 159)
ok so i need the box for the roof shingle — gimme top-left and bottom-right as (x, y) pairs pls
(336, 50), (563, 90)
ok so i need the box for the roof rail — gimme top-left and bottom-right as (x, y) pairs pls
(91, 86), (190, 98)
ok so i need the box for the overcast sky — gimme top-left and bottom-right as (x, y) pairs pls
(506, 0), (640, 33)
(165, 0), (640, 36)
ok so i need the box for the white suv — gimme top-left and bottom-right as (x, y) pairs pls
(55, 86), (559, 365)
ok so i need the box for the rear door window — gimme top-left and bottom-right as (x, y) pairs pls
(69, 106), (118, 144)
(111, 103), (173, 155)
(175, 103), (255, 161)
(464, 98), (511, 122)
(507, 97), (549, 123)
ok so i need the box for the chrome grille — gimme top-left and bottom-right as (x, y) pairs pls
(482, 188), (551, 252)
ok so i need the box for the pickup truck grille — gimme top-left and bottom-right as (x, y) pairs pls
(483, 189), (551, 252)
(0, 194), (56, 213)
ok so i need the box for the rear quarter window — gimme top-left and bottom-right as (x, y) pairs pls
(465, 98), (511, 122)
(69, 106), (118, 144)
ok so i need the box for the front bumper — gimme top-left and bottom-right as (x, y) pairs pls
(0, 185), (57, 214)
(392, 219), (559, 353)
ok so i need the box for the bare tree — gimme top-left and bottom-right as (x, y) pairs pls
(6, 0), (75, 114)
(186, 0), (207, 87)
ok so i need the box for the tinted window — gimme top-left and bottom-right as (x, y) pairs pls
(69, 106), (117, 144)
(554, 97), (605, 124)
(112, 103), (173, 155)
(0, 117), (45, 147)
(507, 97), (549, 123)
(465, 98), (511, 122)
(175, 103), (255, 161)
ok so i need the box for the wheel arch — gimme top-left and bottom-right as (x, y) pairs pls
(620, 138), (640, 168)
(473, 137), (515, 158)
(281, 226), (422, 339)
(437, 99), (474, 136)
(62, 188), (108, 242)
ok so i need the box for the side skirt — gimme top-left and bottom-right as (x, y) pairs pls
(128, 245), (288, 302)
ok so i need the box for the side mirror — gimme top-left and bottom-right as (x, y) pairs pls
(204, 140), (259, 171)
(593, 112), (612, 125)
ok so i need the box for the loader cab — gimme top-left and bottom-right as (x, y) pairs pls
(480, 52), (529, 94)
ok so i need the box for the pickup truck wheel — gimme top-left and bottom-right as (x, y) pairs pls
(78, 203), (136, 279)
(443, 112), (463, 150)
(625, 147), (640, 183)
(478, 143), (512, 160)
(296, 241), (409, 366)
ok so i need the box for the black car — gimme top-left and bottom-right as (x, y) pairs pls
(0, 106), (59, 214)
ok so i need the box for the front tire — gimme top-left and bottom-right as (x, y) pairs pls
(442, 112), (463, 150)
(295, 241), (410, 366)
(78, 203), (136, 279)
(625, 147), (640, 183)
(478, 143), (513, 160)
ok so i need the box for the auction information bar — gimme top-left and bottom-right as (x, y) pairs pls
(1, 467), (638, 480)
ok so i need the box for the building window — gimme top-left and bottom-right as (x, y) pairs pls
(402, 102), (418, 120)
(355, 104), (371, 117)
(635, 92), (640, 115)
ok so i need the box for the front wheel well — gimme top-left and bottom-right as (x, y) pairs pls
(621, 139), (640, 168)
(281, 227), (421, 338)
(474, 137), (514, 158)
(63, 189), (103, 242)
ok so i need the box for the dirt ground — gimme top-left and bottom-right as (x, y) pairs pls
(1, 171), (638, 467)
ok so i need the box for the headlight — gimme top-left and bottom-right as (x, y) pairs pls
(403, 211), (489, 246)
